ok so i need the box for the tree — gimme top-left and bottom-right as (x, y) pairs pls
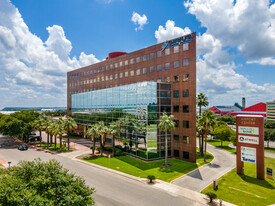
(47, 120), (55, 147)
(158, 112), (175, 166)
(96, 121), (109, 156)
(196, 93), (209, 116)
(110, 121), (121, 157)
(42, 118), (51, 148)
(55, 118), (66, 152)
(33, 116), (46, 146)
(63, 117), (77, 150)
(201, 110), (217, 162)
(213, 125), (234, 146)
(264, 129), (275, 148)
(0, 158), (95, 205)
(87, 125), (100, 155)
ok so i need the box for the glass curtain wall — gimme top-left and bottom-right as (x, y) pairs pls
(72, 82), (171, 160)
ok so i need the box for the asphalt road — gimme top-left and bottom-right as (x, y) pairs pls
(172, 141), (236, 192)
(0, 135), (205, 206)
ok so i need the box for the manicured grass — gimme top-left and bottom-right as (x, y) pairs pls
(202, 157), (275, 206)
(83, 151), (213, 182)
(37, 143), (73, 152)
(206, 139), (236, 154)
(265, 147), (275, 153)
(147, 138), (157, 148)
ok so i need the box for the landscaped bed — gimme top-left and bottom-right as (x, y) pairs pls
(37, 143), (74, 152)
(83, 150), (213, 182)
(202, 157), (275, 206)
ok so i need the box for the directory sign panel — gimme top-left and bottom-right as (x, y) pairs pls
(241, 146), (256, 163)
(238, 135), (259, 145)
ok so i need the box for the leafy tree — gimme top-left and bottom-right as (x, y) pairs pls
(196, 93), (209, 116)
(63, 117), (77, 150)
(0, 158), (95, 205)
(265, 120), (275, 129)
(0, 115), (23, 137)
(87, 125), (100, 155)
(33, 116), (46, 146)
(264, 129), (275, 148)
(158, 112), (175, 166)
(213, 125), (234, 146)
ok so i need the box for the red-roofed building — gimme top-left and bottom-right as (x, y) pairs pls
(231, 102), (266, 117)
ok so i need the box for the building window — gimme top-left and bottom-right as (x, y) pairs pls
(183, 105), (189, 113)
(125, 71), (128, 77)
(174, 135), (179, 141)
(165, 62), (170, 70)
(136, 56), (140, 63)
(183, 58), (189, 66)
(114, 74), (118, 79)
(173, 90), (179, 98)
(143, 67), (147, 74)
(183, 43), (189, 51)
(125, 60), (128, 65)
(110, 64), (113, 70)
(174, 60), (179, 68)
(165, 77), (170, 83)
(174, 120), (179, 128)
(183, 90), (189, 97)
(183, 74), (189, 82)
(110, 75), (113, 80)
(105, 66), (108, 71)
(120, 61), (123, 67)
(115, 63), (118, 68)
(130, 58), (134, 64)
(183, 151), (189, 159)
(183, 120), (189, 128)
(90, 78), (93, 83)
(136, 69), (140, 76)
(174, 75), (179, 83)
(149, 52), (154, 59)
(183, 136), (189, 144)
(174, 150), (179, 157)
(149, 66), (154, 73)
(157, 51), (162, 58)
(120, 72), (123, 78)
(157, 64), (162, 72)
(105, 76), (108, 81)
(130, 70), (134, 76)
(94, 78), (96, 82)
(101, 67), (104, 72)
(143, 54), (147, 61)
(174, 45), (179, 53)
(157, 78), (162, 82)
(97, 68), (100, 72)
(173, 105), (179, 113)
(165, 48), (170, 55)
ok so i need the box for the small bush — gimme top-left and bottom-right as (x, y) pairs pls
(147, 175), (156, 183)
(206, 192), (217, 203)
(104, 147), (113, 152)
(96, 146), (103, 152)
(115, 149), (125, 156)
(90, 145), (93, 149)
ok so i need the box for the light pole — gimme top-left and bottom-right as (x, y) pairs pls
(8, 161), (11, 168)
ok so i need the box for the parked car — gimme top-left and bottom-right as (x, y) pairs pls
(18, 145), (28, 151)
(28, 135), (40, 142)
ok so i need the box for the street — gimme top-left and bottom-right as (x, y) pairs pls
(0, 135), (206, 206)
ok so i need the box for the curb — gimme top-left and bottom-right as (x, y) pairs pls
(13, 137), (56, 155)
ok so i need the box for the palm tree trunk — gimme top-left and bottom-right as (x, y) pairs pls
(204, 136), (207, 162)
(112, 135), (115, 157)
(67, 137), (70, 151)
(198, 135), (201, 153)
(93, 137), (95, 155)
(39, 130), (42, 146)
(60, 135), (62, 152)
(165, 131), (168, 166)
(199, 106), (202, 116)
(47, 133), (49, 148)
(201, 136), (204, 156)
(100, 135), (103, 156)
(54, 135), (57, 150)
(50, 134), (52, 146)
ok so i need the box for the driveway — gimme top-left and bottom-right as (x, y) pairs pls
(172, 141), (236, 192)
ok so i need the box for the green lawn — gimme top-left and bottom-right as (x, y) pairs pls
(83, 151), (213, 182)
(206, 139), (236, 154)
(37, 143), (73, 152)
(202, 157), (275, 206)
(265, 147), (275, 153)
(147, 138), (157, 148)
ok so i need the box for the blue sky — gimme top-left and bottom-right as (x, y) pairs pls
(0, 0), (275, 109)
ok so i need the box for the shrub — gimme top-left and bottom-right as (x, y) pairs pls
(205, 192), (217, 203)
(115, 149), (125, 156)
(96, 146), (103, 152)
(147, 175), (156, 183)
(104, 147), (113, 152)
(90, 145), (94, 149)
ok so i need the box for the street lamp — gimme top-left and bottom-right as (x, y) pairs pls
(8, 161), (11, 168)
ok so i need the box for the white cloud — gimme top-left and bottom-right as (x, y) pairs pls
(0, 0), (99, 109)
(131, 12), (148, 31)
(155, 20), (191, 43)
(247, 57), (275, 66)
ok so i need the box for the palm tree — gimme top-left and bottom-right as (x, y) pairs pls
(201, 110), (217, 162)
(87, 124), (100, 155)
(197, 93), (209, 116)
(55, 118), (66, 152)
(197, 116), (206, 156)
(42, 118), (51, 148)
(110, 121), (121, 157)
(158, 112), (175, 166)
(97, 121), (108, 156)
(63, 117), (77, 151)
(33, 116), (46, 146)
(47, 120), (55, 147)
